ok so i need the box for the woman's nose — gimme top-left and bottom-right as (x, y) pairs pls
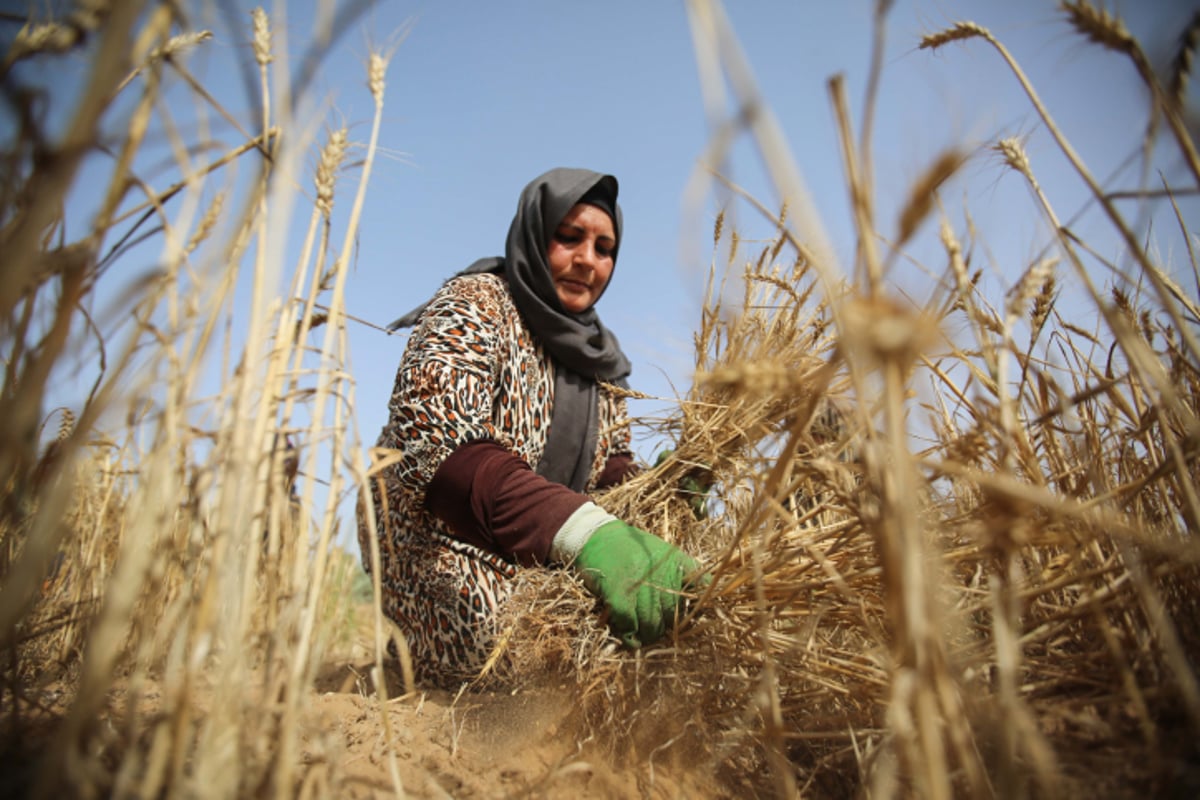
(574, 242), (598, 269)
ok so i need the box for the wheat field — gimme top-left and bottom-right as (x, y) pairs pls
(2, 1), (1199, 798)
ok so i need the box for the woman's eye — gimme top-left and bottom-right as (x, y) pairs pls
(554, 231), (579, 245)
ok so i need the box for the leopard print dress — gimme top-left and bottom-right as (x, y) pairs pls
(358, 273), (632, 687)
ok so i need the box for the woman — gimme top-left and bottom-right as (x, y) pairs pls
(359, 167), (701, 688)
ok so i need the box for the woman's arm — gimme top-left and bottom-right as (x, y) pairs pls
(381, 276), (510, 507)
(426, 439), (586, 565)
(426, 387), (639, 564)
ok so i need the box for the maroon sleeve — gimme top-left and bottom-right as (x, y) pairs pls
(425, 439), (588, 565)
(595, 453), (639, 489)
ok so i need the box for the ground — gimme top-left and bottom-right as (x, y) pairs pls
(310, 618), (718, 799)
(8, 616), (1199, 798)
(1, 626), (716, 799)
(310, 668), (692, 798)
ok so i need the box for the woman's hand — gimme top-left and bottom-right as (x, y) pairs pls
(655, 449), (714, 519)
(573, 520), (703, 648)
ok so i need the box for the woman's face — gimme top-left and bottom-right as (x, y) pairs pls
(546, 203), (616, 313)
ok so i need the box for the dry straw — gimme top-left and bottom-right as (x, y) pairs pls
(481, 2), (1200, 797)
(1169, 11), (1200, 110)
(1, 3), (393, 798)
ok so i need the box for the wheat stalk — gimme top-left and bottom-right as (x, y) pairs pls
(0, 4), (389, 797)
(1170, 11), (1200, 110)
(919, 21), (987, 51)
(1062, 0), (1134, 53)
(252, 7), (273, 66)
(894, 148), (968, 250)
(1062, 0), (1200, 186)
(3, 1), (107, 69)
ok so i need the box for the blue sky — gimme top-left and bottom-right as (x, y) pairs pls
(12, 0), (1199, 480)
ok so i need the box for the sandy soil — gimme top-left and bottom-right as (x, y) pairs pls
(1, 646), (717, 799)
(312, 669), (665, 798)
(310, 644), (720, 799)
(10, 621), (1195, 798)
(291, 582), (740, 800)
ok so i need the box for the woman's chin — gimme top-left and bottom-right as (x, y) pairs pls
(556, 292), (593, 313)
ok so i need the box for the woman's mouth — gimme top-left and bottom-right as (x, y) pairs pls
(558, 278), (590, 293)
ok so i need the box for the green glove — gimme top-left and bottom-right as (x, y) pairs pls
(574, 520), (701, 648)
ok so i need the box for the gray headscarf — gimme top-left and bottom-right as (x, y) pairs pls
(387, 167), (632, 492)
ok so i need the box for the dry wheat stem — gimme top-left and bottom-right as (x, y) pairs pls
(289, 49), (389, 686)
(3, 1), (109, 70)
(1115, 538), (1200, 734)
(288, 45), (407, 800)
(1063, 0), (1200, 185)
(894, 149), (968, 256)
(686, 0), (841, 294)
(919, 21), (986, 51)
(93, 12), (176, 241)
(1000, 120), (1200, 457)
(928, 457), (1200, 562)
(113, 28), (213, 96)
(1, 4), (368, 795)
(706, 169), (836, 301)
(280, 129), (350, 432)
(1170, 11), (1200, 109)
(829, 74), (883, 296)
(980, 19), (1200, 372)
(5, 2), (1197, 796)
(858, 0), (895, 229)
(162, 55), (275, 161)
(1161, 179), (1200, 305)
(0, 1), (143, 321)
(108, 132), (276, 233)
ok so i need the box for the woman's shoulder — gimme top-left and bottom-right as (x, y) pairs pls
(418, 272), (520, 333)
(443, 271), (508, 294)
(432, 272), (513, 311)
